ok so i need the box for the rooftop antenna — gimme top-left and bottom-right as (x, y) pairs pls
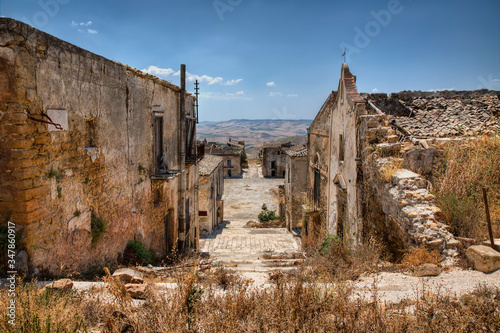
(194, 80), (199, 123)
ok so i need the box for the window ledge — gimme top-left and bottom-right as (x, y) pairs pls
(151, 170), (181, 180)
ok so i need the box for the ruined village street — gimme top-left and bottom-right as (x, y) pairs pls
(200, 163), (301, 284)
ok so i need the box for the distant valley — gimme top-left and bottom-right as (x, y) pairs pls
(197, 119), (311, 145)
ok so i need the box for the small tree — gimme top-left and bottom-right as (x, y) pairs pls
(258, 203), (277, 222)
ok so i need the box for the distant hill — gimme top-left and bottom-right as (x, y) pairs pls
(197, 119), (311, 146)
(245, 135), (307, 159)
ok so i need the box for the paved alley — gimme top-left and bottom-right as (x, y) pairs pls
(200, 162), (302, 284)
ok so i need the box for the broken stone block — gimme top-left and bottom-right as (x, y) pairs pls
(407, 211), (418, 218)
(125, 283), (148, 299)
(46, 279), (73, 291)
(427, 239), (443, 248)
(387, 135), (399, 143)
(413, 263), (442, 277)
(112, 268), (144, 284)
(424, 194), (436, 201)
(427, 222), (440, 231)
(446, 239), (461, 249)
(466, 245), (500, 273)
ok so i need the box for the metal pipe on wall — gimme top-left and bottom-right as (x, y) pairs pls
(178, 64), (187, 251)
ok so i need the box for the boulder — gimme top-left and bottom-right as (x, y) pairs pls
(112, 268), (144, 284)
(125, 283), (147, 299)
(466, 245), (500, 273)
(46, 279), (73, 291)
(413, 263), (442, 277)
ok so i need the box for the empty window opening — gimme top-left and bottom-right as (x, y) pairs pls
(154, 117), (164, 173)
(86, 118), (97, 147)
(313, 168), (320, 203)
(339, 134), (345, 161)
(153, 189), (162, 207)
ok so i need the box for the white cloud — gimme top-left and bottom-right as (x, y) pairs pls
(143, 66), (175, 77)
(371, 88), (379, 93)
(201, 91), (252, 101)
(266, 81), (276, 87)
(269, 91), (283, 97)
(224, 79), (243, 86)
(287, 94), (298, 98)
(72, 20), (97, 34)
(142, 66), (242, 86)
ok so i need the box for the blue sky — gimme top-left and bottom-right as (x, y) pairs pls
(2, 0), (500, 121)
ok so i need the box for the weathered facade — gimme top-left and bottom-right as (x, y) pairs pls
(198, 155), (224, 236)
(305, 64), (365, 246)
(305, 92), (334, 238)
(304, 63), (487, 258)
(205, 142), (243, 178)
(283, 146), (308, 231)
(0, 18), (199, 274)
(260, 142), (293, 177)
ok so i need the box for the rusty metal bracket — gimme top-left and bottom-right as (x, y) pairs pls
(27, 111), (63, 130)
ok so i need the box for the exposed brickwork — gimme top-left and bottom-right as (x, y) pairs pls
(0, 18), (199, 274)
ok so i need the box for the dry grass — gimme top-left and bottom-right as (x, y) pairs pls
(401, 246), (442, 269)
(246, 219), (284, 228)
(433, 134), (500, 240)
(380, 158), (404, 182)
(2, 276), (500, 332)
(298, 235), (384, 282)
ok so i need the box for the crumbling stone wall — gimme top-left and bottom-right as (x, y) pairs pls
(206, 143), (242, 178)
(261, 145), (288, 178)
(359, 114), (459, 258)
(305, 93), (334, 239)
(305, 64), (464, 259)
(0, 18), (198, 274)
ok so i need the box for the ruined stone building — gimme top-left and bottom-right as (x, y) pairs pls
(0, 18), (200, 274)
(303, 63), (500, 258)
(259, 142), (294, 177)
(198, 155), (224, 236)
(204, 141), (243, 178)
(282, 145), (308, 231)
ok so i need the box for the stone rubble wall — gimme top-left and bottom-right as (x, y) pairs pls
(359, 114), (459, 259)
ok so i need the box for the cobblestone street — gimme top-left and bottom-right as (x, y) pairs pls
(200, 162), (302, 284)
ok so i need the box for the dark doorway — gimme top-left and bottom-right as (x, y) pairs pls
(337, 191), (347, 241)
(164, 210), (172, 253)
